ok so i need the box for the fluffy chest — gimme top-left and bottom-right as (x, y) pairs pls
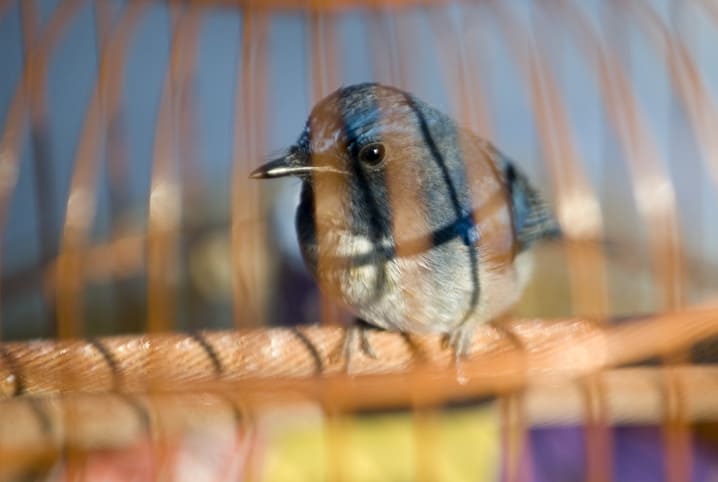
(305, 230), (494, 333)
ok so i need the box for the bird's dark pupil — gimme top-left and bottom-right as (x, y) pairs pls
(361, 143), (385, 165)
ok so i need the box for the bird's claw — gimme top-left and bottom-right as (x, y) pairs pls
(358, 327), (378, 359)
(443, 327), (474, 361)
(330, 320), (378, 370)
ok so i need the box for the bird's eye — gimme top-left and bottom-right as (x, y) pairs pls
(358, 143), (386, 167)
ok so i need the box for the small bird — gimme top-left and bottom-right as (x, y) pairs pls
(251, 83), (559, 358)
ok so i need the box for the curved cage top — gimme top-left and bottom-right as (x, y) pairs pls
(2, 0), (717, 339)
(1, 1), (718, 479)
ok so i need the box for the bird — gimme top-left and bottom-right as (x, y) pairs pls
(251, 83), (560, 359)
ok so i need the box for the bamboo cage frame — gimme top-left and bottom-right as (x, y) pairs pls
(1, 0), (718, 480)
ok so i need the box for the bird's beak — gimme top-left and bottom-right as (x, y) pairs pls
(249, 151), (307, 179)
(250, 150), (348, 179)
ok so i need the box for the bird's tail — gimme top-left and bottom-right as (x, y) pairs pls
(502, 159), (562, 250)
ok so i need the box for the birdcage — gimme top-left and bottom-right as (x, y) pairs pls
(1, 0), (718, 480)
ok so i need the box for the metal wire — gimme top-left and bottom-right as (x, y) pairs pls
(1, 0), (718, 480)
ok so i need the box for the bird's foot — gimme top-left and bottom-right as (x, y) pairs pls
(442, 326), (476, 385)
(329, 318), (379, 371)
(441, 326), (474, 361)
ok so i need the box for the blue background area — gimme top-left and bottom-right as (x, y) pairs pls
(1, 0), (717, 336)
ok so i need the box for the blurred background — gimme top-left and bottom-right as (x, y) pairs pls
(2, 0), (718, 341)
(2, 1), (718, 481)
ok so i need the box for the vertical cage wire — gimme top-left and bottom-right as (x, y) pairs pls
(1, 1), (718, 481)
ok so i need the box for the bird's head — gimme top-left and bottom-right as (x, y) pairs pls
(250, 83), (467, 245)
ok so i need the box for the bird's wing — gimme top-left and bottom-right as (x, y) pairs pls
(477, 140), (561, 252)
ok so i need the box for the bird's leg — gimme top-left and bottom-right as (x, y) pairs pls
(441, 325), (476, 384)
(443, 315), (522, 360)
(329, 318), (379, 370)
(357, 321), (379, 359)
(442, 325), (475, 361)
(400, 332), (429, 362)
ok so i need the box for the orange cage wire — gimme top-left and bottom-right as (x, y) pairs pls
(1, 0), (718, 481)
